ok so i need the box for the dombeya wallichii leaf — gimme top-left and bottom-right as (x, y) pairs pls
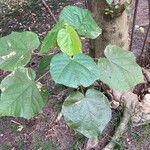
(62, 89), (111, 139)
(59, 5), (102, 39)
(50, 53), (99, 88)
(57, 25), (82, 56)
(0, 31), (40, 71)
(0, 68), (47, 119)
(40, 20), (65, 53)
(98, 45), (144, 92)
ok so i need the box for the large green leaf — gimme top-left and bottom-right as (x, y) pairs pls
(0, 31), (40, 71)
(50, 53), (99, 88)
(57, 25), (82, 56)
(62, 89), (111, 139)
(40, 21), (65, 53)
(59, 5), (102, 39)
(98, 45), (144, 92)
(0, 68), (47, 119)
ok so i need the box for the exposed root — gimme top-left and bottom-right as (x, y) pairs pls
(142, 68), (150, 83)
(103, 92), (139, 150)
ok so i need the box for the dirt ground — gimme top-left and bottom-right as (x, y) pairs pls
(0, 0), (150, 150)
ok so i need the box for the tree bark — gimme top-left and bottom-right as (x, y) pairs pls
(87, 0), (129, 58)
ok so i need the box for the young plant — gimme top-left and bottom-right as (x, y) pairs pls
(0, 5), (144, 141)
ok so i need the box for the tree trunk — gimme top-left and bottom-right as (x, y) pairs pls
(87, 0), (129, 58)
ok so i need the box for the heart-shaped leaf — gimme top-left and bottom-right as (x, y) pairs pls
(0, 31), (40, 71)
(59, 6), (102, 39)
(62, 89), (111, 139)
(57, 25), (82, 56)
(0, 68), (47, 119)
(98, 45), (144, 92)
(50, 53), (99, 88)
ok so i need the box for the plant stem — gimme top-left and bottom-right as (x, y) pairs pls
(36, 70), (49, 82)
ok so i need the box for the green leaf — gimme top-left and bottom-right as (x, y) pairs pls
(0, 68), (47, 119)
(98, 45), (144, 92)
(106, 0), (113, 5)
(50, 53), (99, 88)
(40, 21), (65, 53)
(62, 89), (111, 139)
(57, 25), (82, 56)
(59, 5), (102, 39)
(38, 55), (53, 73)
(0, 31), (40, 71)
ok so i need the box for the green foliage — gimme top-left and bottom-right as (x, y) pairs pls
(62, 89), (111, 139)
(0, 31), (40, 71)
(57, 25), (82, 56)
(98, 45), (144, 92)
(40, 20), (65, 53)
(38, 55), (53, 73)
(59, 5), (102, 39)
(0, 5), (145, 141)
(50, 53), (99, 88)
(0, 68), (46, 119)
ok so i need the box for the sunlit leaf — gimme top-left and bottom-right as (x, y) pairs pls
(57, 25), (82, 56)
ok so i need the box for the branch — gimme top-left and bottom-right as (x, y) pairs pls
(36, 70), (49, 82)
(139, 0), (150, 60)
(129, 0), (139, 51)
(41, 0), (57, 23)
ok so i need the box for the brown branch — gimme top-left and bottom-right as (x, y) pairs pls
(139, 0), (150, 60)
(129, 0), (139, 51)
(36, 70), (49, 82)
(41, 0), (57, 23)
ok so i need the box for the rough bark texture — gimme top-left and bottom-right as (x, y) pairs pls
(87, 0), (129, 58)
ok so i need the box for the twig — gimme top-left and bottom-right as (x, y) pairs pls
(139, 0), (150, 60)
(36, 70), (49, 82)
(11, 120), (21, 125)
(129, 0), (139, 51)
(41, 0), (57, 23)
(139, 25), (150, 60)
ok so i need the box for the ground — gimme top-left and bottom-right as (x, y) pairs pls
(0, 0), (150, 150)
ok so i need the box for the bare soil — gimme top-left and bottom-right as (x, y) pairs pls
(0, 0), (150, 150)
